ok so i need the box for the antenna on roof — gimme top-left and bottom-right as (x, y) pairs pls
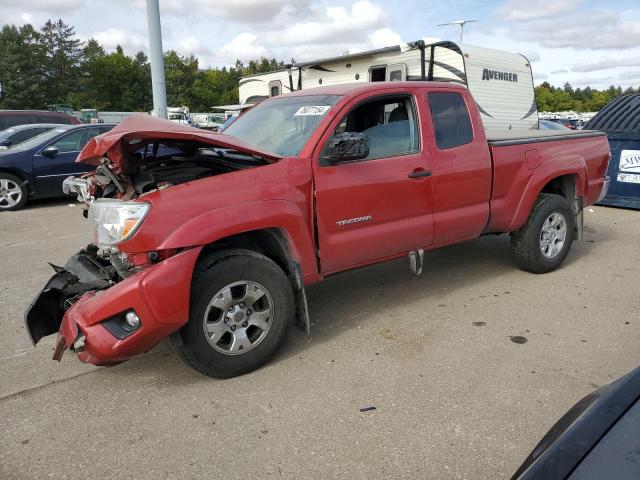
(437, 19), (478, 44)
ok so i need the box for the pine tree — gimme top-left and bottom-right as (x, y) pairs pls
(0, 24), (47, 109)
(40, 19), (82, 104)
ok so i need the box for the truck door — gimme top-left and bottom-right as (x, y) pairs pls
(425, 90), (492, 244)
(313, 93), (435, 274)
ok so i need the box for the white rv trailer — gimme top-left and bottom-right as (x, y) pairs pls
(239, 41), (537, 130)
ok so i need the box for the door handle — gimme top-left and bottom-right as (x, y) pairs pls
(408, 169), (432, 179)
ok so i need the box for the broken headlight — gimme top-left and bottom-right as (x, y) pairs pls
(88, 199), (150, 247)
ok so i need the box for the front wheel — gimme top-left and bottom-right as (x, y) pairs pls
(174, 249), (295, 378)
(510, 194), (575, 273)
(0, 173), (28, 211)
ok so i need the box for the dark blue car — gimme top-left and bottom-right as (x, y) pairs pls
(0, 123), (114, 211)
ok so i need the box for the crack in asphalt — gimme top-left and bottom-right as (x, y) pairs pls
(0, 347), (172, 402)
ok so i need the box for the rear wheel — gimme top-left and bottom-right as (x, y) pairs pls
(510, 194), (575, 273)
(174, 249), (294, 378)
(0, 173), (28, 211)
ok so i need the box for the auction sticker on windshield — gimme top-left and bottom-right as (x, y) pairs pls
(294, 105), (331, 116)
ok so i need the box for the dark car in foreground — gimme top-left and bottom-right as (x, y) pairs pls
(0, 110), (81, 130)
(0, 124), (61, 151)
(513, 365), (640, 479)
(0, 123), (114, 211)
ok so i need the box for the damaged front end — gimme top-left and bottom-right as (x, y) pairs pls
(26, 116), (278, 365)
(25, 242), (201, 365)
(25, 245), (117, 355)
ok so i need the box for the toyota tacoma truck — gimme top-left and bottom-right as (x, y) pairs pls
(25, 82), (610, 378)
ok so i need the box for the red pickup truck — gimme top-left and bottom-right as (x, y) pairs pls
(25, 82), (610, 378)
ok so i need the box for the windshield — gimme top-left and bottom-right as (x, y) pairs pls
(224, 95), (341, 156)
(5, 128), (69, 153)
(0, 128), (16, 142)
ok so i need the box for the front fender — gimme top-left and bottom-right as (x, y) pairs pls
(157, 199), (320, 283)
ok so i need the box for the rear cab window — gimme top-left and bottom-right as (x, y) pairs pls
(427, 92), (473, 149)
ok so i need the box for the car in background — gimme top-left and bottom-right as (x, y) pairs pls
(512, 364), (640, 479)
(547, 118), (581, 130)
(0, 110), (81, 130)
(0, 123), (114, 211)
(0, 124), (61, 151)
(191, 113), (224, 131)
(538, 119), (570, 131)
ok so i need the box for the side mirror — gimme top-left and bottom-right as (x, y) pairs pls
(42, 146), (59, 157)
(0, 140), (11, 148)
(325, 132), (369, 163)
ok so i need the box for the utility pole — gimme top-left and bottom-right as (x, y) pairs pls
(146, 0), (167, 119)
(437, 20), (478, 44)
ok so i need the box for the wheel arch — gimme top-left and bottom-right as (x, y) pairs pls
(0, 168), (32, 194)
(508, 162), (586, 232)
(195, 228), (312, 333)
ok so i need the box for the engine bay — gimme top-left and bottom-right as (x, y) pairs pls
(64, 141), (269, 204)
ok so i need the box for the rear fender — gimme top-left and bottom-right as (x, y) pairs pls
(507, 156), (587, 232)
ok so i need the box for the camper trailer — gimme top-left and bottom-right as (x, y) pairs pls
(239, 41), (538, 130)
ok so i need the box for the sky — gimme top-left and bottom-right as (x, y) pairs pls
(1, 0), (640, 89)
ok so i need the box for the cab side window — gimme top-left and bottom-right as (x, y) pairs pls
(427, 92), (473, 150)
(328, 95), (419, 161)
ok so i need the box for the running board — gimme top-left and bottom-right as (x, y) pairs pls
(408, 249), (424, 276)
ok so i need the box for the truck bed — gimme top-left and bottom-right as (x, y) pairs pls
(485, 128), (610, 233)
(486, 129), (606, 146)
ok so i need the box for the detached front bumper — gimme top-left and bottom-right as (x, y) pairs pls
(25, 246), (201, 365)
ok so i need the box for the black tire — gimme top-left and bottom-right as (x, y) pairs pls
(510, 193), (575, 274)
(0, 173), (28, 211)
(174, 249), (294, 378)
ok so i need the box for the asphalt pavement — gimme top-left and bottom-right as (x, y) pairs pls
(1, 199), (638, 479)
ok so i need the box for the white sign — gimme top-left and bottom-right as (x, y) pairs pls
(619, 150), (640, 173)
(294, 105), (331, 116)
(617, 173), (640, 184)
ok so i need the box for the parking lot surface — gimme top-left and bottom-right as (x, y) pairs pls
(1, 200), (639, 479)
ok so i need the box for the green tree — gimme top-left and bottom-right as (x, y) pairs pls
(40, 19), (82, 104)
(163, 50), (199, 107)
(0, 24), (47, 109)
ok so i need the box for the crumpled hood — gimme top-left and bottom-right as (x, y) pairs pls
(77, 115), (281, 172)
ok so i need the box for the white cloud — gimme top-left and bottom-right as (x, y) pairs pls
(521, 51), (540, 62)
(19, 12), (34, 23)
(618, 70), (640, 81)
(195, 0), (309, 23)
(265, 1), (387, 46)
(91, 28), (147, 53)
(495, 0), (582, 21)
(503, 10), (640, 50)
(177, 35), (210, 57)
(217, 32), (269, 63)
(128, 0), (311, 23)
(0, 0), (83, 12)
(370, 28), (401, 48)
(573, 57), (640, 72)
